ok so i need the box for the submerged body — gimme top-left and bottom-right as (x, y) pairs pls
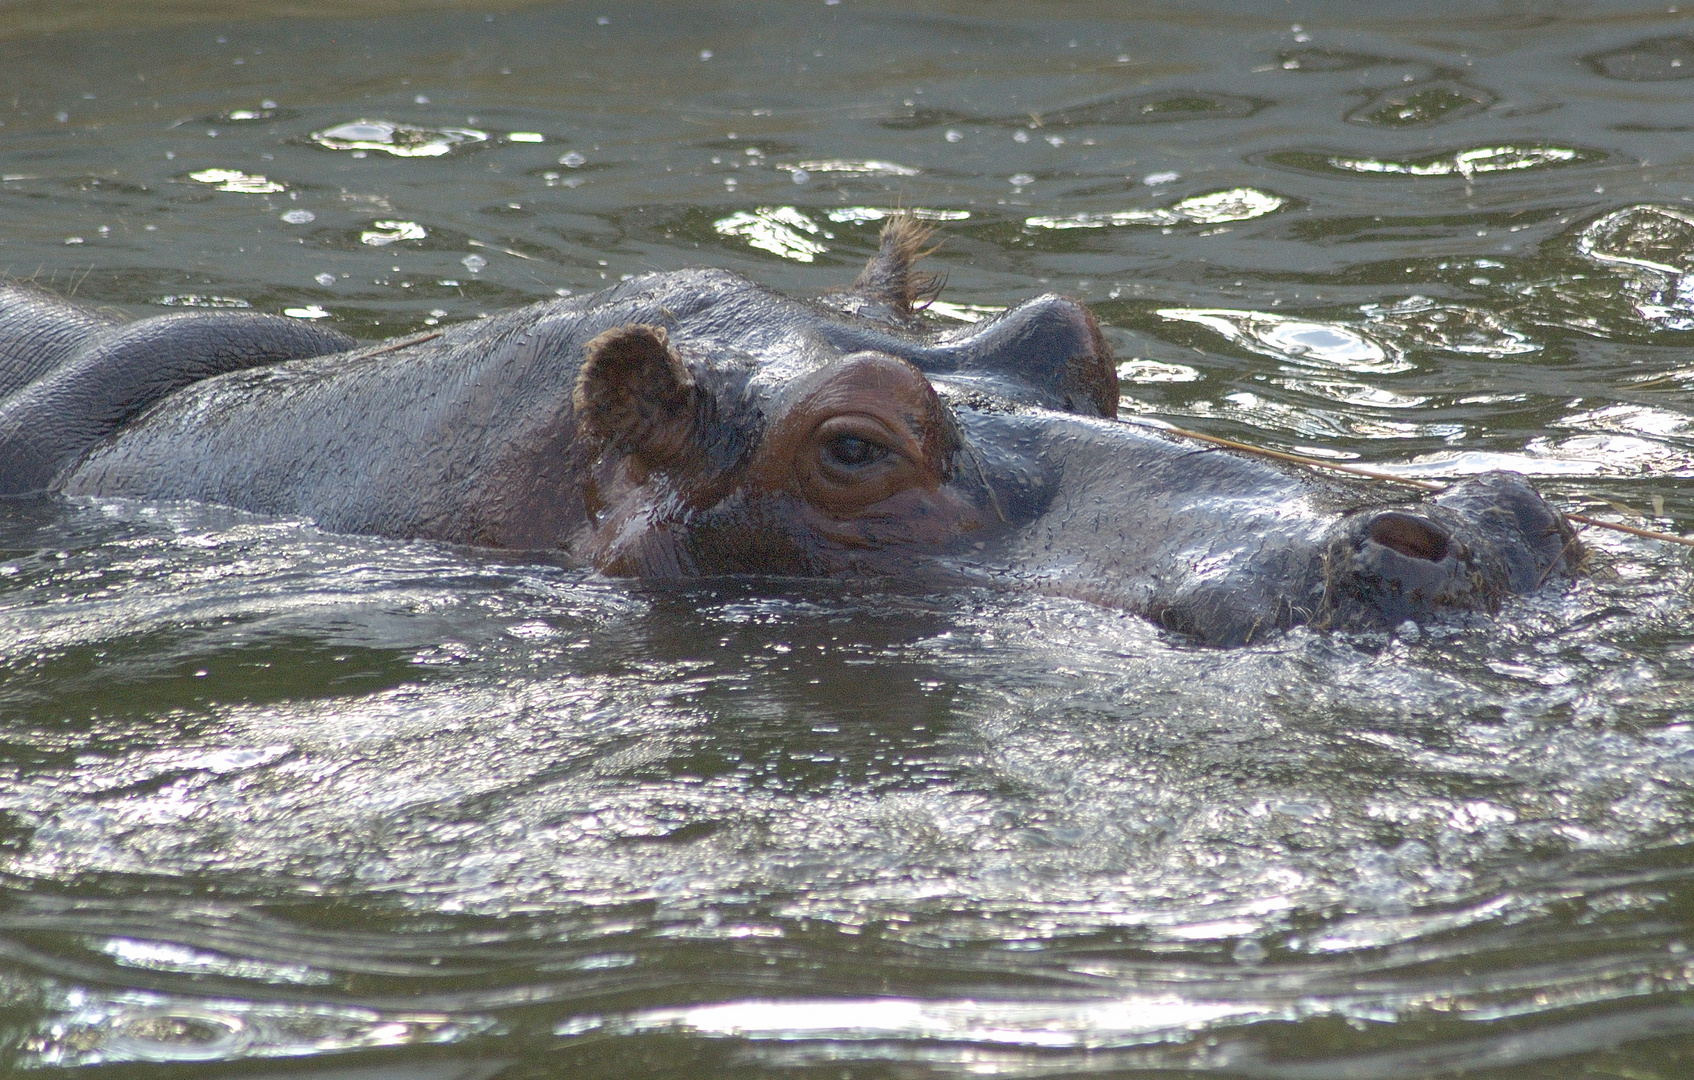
(0, 223), (1578, 643)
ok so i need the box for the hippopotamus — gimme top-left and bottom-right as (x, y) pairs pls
(0, 220), (1579, 644)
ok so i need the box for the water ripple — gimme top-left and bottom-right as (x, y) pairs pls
(1026, 188), (1286, 231)
(1265, 144), (1602, 179)
(1156, 309), (1409, 374)
(309, 120), (489, 158)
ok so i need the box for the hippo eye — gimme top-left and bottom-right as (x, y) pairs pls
(798, 412), (928, 513)
(822, 433), (889, 470)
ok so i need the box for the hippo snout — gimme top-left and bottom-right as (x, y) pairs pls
(1316, 471), (1581, 632)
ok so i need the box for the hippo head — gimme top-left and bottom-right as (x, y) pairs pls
(558, 219), (1576, 645)
(570, 323), (987, 578)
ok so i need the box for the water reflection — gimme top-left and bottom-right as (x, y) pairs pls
(31, 993), (483, 1066)
(1026, 188), (1286, 230)
(1156, 309), (1409, 374)
(359, 220), (427, 246)
(1585, 35), (1694, 81)
(187, 168), (286, 194)
(310, 120), (489, 158)
(713, 206), (830, 262)
(1346, 79), (1493, 127)
(1266, 145), (1597, 179)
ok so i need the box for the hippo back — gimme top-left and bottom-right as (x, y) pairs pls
(0, 286), (353, 494)
(0, 285), (117, 402)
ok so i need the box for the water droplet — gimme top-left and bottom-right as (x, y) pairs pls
(314, 273), (336, 288)
(280, 209), (315, 224)
(461, 254), (487, 273)
(791, 169), (809, 184)
(559, 151), (586, 168)
(1143, 170), (1181, 185)
(945, 129), (963, 142)
(63, 236), (83, 244)
(699, 49), (713, 60)
(1013, 130), (1029, 143)
(507, 131), (544, 143)
(1008, 173), (1035, 186)
(284, 305), (331, 319)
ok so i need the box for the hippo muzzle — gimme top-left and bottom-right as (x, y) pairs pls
(1316, 472), (1581, 633)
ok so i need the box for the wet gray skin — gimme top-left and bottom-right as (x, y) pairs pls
(1, 222), (1578, 644)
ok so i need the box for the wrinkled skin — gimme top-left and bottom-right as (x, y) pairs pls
(0, 221), (1579, 644)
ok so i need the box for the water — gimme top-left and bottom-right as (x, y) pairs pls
(3, 2), (1694, 1076)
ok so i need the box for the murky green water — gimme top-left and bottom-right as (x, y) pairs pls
(5, 2), (1694, 1076)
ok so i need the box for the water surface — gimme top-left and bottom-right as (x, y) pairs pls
(4, 2), (1694, 1077)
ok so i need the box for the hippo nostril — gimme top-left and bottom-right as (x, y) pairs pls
(1367, 511), (1450, 562)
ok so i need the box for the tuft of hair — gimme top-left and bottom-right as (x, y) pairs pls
(846, 215), (946, 317)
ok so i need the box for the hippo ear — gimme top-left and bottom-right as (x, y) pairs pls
(573, 324), (703, 472)
(843, 215), (945, 317)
